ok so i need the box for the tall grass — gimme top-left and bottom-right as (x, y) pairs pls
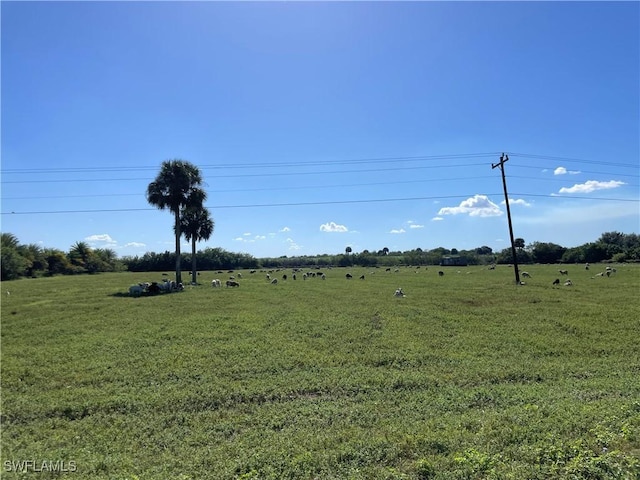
(2, 265), (639, 479)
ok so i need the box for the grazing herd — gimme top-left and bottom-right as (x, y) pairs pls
(128, 278), (184, 297)
(128, 264), (621, 296)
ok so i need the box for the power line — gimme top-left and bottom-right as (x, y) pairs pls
(1, 162), (493, 184)
(1, 153), (499, 175)
(510, 165), (639, 178)
(1, 175), (499, 199)
(508, 152), (638, 169)
(2, 150), (636, 178)
(4, 161), (638, 186)
(3, 173), (638, 201)
(2, 192), (638, 216)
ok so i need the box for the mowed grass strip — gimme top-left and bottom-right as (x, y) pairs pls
(1, 265), (639, 479)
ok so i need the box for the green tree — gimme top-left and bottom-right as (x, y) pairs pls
(476, 246), (493, 256)
(531, 242), (566, 264)
(179, 206), (214, 284)
(68, 241), (93, 271)
(146, 160), (207, 284)
(44, 248), (74, 275)
(598, 231), (625, 248)
(18, 243), (48, 277)
(345, 246), (352, 255)
(514, 238), (526, 249)
(561, 247), (584, 264)
(1, 234), (27, 280)
(93, 248), (120, 272)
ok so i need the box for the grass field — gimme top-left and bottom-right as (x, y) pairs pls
(1, 264), (639, 479)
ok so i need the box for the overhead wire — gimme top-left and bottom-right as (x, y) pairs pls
(3, 174), (639, 201)
(2, 151), (637, 214)
(2, 192), (638, 216)
(1, 152), (498, 175)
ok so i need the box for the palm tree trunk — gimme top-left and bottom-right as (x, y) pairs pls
(191, 237), (197, 285)
(174, 211), (182, 284)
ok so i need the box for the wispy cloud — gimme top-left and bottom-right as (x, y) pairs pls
(432, 217), (444, 221)
(286, 238), (302, 250)
(123, 242), (146, 248)
(437, 194), (503, 218)
(235, 234), (266, 243)
(320, 222), (348, 233)
(389, 228), (406, 234)
(558, 180), (626, 194)
(501, 198), (532, 207)
(280, 227), (291, 232)
(85, 234), (117, 245)
(409, 223), (425, 229)
(554, 166), (581, 175)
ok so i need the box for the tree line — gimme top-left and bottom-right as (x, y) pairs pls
(2, 159), (638, 281)
(2, 230), (638, 282)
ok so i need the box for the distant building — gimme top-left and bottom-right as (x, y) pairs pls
(440, 255), (468, 267)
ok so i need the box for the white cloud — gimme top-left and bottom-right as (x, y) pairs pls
(279, 227), (291, 232)
(123, 242), (146, 248)
(409, 223), (425, 229)
(286, 238), (302, 250)
(501, 198), (532, 207)
(389, 228), (406, 234)
(243, 232), (251, 236)
(320, 222), (348, 233)
(85, 234), (117, 245)
(235, 234), (265, 243)
(559, 180), (626, 194)
(554, 166), (581, 175)
(432, 217), (444, 221)
(437, 194), (503, 217)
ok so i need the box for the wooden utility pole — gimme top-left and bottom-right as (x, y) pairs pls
(492, 153), (520, 285)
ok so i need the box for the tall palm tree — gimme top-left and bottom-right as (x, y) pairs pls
(179, 206), (214, 284)
(146, 160), (206, 284)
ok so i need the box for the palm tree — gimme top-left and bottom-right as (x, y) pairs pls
(146, 160), (207, 284)
(179, 206), (214, 284)
(1, 233), (20, 249)
(69, 241), (92, 268)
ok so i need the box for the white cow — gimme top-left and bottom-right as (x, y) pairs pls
(129, 285), (144, 297)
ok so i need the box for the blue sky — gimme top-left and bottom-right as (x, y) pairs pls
(2, 1), (638, 259)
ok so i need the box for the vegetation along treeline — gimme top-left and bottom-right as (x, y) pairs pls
(3, 158), (638, 281)
(2, 230), (639, 281)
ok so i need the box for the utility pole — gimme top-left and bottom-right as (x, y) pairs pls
(492, 153), (520, 285)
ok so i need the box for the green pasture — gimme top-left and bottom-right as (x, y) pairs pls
(1, 264), (639, 479)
